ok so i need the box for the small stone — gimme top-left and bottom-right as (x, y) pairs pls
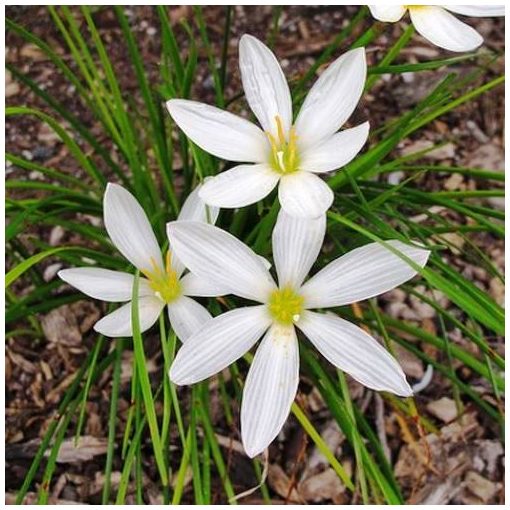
(426, 397), (458, 423)
(21, 149), (33, 161)
(29, 170), (44, 180)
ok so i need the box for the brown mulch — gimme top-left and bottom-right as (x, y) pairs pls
(5, 5), (505, 504)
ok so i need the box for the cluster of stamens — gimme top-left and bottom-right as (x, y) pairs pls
(268, 286), (304, 325)
(142, 251), (181, 303)
(266, 115), (300, 175)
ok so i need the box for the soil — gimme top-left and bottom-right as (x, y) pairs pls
(5, 5), (505, 504)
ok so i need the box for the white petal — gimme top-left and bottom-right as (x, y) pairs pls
(273, 210), (325, 288)
(294, 48), (367, 150)
(169, 306), (271, 385)
(93, 296), (164, 338)
(178, 183), (219, 225)
(104, 183), (163, 273)
(278, 172), (334, 219)
(167, 221), (277, 302)
(166, 99), (268, 162)
(409, 6), (483, 52)
(297, 311), (412, 396)
(444, 5), (505, 17)
(199, 164), (279, 209)
(171, 183), (220, 278)
(58, 267), (153, 302)
(241, 324), (299, 458)
(180, 271), (231, 297)
(239, 34), (293, 137)
(368, 5), (407, 22)
(167, 295), (212, 342)
(301, 240), (430, 308)
(257, 255), (272, 271)
(299, 122), (369, 174)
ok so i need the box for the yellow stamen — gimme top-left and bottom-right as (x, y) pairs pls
(268, 286), (304, 325)
(275, 115), (286, 146)
(265, 115), (300, 175)
(143, 251), (181, 303)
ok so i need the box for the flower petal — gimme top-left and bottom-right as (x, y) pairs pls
(278, 171), (334, 219)
(297, 311), (412, 396)
(241, 324), (299, 458)
(299, 122), (369, 174)
(93, 296), (164, 338)
(301, 240), (430, 308)
(58, 267), (153, 302)
(169, 306), (271, 385)
(166, 99), (268, 163)
(167, 221), (277, 302)
(409, 6), (483, 52)
(180, 271), (231, 297)
(273, 210), (325, 288)
(199, 164), (279, 209)
(368, 5), (407, 22)
(294, 47), (366, 150)
(444, 5), (505, 17)
(167, 295), (212, 342)
(178, 182), (219, 225)
(104, 183), (163, 273)
(170, 183), (220, 278)
(239, 34), (293, 137)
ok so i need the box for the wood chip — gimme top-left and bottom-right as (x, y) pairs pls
(55, 436), (108, 463)
(299, 468), (347, 503)
(41, 305), (82, 346)
(464, 471), (498, 503)
(426, 397), (458, 423)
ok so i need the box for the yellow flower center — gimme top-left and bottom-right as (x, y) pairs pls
(142, 251), (181, 304)
(266, 115), (300, 175)
(268, 286), (304, 325)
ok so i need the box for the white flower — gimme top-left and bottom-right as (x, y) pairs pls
(369, 5), (505, 52)
(166, 34), (368, 219)
(167, 211), (430, 457)
(58, 183), (225, 341)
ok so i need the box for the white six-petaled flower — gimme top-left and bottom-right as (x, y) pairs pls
(166, 211), (430, 457)
(369, 5), (505, 52)
(166, 34), (369, 219)
(58, 183), (225, 341)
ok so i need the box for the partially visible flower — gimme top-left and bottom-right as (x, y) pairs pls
(58, 183), (224, 341)
(166, 34), (368, 219)
(369, 5), (505, 52)
(167, 212), (430, 457)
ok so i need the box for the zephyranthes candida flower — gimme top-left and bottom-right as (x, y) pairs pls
(58, 183), (224, 341)
(166, 34), (368, 219)
(369, 5), (505, 52)
(167, 211), (430, 457)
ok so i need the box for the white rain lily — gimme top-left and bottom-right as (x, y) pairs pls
(369, 5), (505, 52)
(167, 211), (430, 457)
(58, 183), (225, 341)
(166, 34), (368, 219)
